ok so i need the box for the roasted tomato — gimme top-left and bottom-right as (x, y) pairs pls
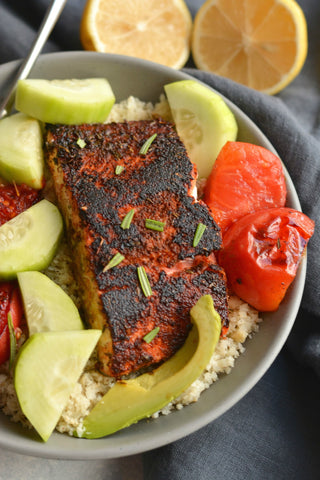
(0, 182), (37, 364)
(0, 183), (40, 226)
(203, 142), (287, 234)
(0, 282), (24, 365)
(218, 208), (315, 311)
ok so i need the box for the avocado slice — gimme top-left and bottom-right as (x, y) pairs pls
(79, 295), (221, 439)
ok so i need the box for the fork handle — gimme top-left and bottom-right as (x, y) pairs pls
(0, 0), (68, 119)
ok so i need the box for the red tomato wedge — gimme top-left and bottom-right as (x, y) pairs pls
(0, 183), (36, 365)
(0, 282), (23, 365)
(218, 208), (314, 311)
(0, 183), (40, 226)
(203, 142), (287, 234)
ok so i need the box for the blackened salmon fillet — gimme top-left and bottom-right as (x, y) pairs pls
(44, 118), (229, 378)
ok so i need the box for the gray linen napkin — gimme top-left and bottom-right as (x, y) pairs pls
(142, 70), (320, 480)
(144, 1), (320, 477)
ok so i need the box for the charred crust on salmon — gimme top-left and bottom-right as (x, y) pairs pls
(44, 118), (229, 378)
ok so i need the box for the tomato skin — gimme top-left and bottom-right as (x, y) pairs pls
(0, 183), (39, 364)
(218, 208), (315, 311)
(203, 142), (287, 234)
(0, 183), (40, 226)
(0, 282), (23, 365)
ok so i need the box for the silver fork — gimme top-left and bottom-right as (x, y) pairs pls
(0, 0), (68, 120)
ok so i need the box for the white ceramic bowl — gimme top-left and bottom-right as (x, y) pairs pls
(0, 51), (305, 460)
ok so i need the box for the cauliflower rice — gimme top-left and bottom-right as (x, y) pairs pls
(0, 96), (261, 437)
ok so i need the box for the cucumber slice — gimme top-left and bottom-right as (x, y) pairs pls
(14, 329), (101, 441)
(0, 199), (63, 279)
(164, 80), (238, 179)
(0, 112), (43, 189)
(15, 78), (115, 125)
(17, 271), (83, 335)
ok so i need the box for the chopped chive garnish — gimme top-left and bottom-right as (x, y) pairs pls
(7, 312), (17, 369)
(76, 138), (86, 148)
(143, 326), (160, 344)
(12, 180), (20, 197)
(115, 165), (124, 175)
(137, 266), (152, 297)
(145, 218), (165, 232)
(193, 223), (207, 247)
(103, 252), (125, 272)
(121, 209), (135, 229)
(139, 133), (157, 155)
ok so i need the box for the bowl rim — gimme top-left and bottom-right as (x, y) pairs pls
(0, 51), (305, 460)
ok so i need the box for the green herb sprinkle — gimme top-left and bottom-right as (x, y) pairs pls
(121, 209), (135, 229)
(7, 312), (17, 369)
(76, 138), (86, 148)
(137, 266), (152, 297)
(139, 133), (157, 155)
(115, 165), (124, 175)
(193, 223), (207, 247)
(143, 326), (160, 343)
(103, 252), (125, 272)
(145, 218), (165, 232)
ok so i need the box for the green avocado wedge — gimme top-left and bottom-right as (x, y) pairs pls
(79, 295), (221, 439)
